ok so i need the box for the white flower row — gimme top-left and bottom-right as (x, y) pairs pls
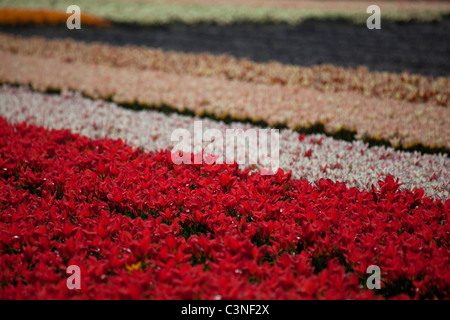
(0, 85), (448, 199)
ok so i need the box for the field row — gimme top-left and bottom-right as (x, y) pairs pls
(0, 8), (111, 27)
(2, 0), (450, 25)
(1, 51), (448, 152)
(109, 0), (450, 10)
(0, 117), (448, 299)
(102, 0), (450, 10)
(1, 34), (447, 106)
(1, 86), (448, 199)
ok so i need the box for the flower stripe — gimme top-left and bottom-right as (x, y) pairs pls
(0, 116), (448, 299)
(1, 85), (448, 199)
(2, 0), (450, 25)
(0, 52), (448, 151)
(1, 33), (447, 107)
(0, 7), (111, 27)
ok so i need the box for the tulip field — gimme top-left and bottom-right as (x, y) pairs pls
(0, 1), (449, 300)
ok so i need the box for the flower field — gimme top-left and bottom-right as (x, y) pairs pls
(0, 1), (449, 300)
(1, 86), (448, 199)
(1, 117), (449, 299)
(2, 0), (450, 25)
(1, 50), (449, 151)
(1, 33), (448, 106)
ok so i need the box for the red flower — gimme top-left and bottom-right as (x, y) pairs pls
(0, 118), (447, 300)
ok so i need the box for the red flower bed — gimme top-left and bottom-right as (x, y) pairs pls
(0, 117), (448, 299)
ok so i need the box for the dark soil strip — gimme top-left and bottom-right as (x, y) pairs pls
(1, 19), (450, 76)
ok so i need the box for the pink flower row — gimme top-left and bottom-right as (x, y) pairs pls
(1, 33), (448, 106)
(0, 52), (448, 151)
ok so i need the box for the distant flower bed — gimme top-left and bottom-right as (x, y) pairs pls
(1, 0), (449, 25)
(1, 34), (447, 107)
(0, 117), (448, 299)
(1, 51), (448, 152)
